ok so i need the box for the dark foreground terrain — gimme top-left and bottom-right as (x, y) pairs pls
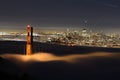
(0, 41), (120, 80)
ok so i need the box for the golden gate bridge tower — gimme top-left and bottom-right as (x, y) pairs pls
(26, 25), (33, 55)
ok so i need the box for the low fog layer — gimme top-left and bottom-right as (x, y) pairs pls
(0, 52), (119, 66)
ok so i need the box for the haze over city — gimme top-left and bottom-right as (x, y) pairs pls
(0, 0), (120, 33)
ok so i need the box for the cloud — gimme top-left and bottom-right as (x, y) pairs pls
(0, 52), (119, 66)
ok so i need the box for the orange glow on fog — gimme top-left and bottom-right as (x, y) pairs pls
(0, 52), (118, 66)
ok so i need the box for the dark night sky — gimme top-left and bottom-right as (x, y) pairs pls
(0, 0), (120, 32)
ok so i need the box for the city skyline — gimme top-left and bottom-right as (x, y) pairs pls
(0, 0), (120, 33)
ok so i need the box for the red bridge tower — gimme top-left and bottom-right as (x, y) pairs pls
(26, 25), (33, 55)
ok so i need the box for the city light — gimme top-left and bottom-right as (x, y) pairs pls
(0, 28), (120, 48)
